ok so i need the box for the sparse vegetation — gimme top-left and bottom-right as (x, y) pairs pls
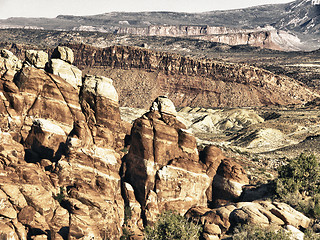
(120, 227), (133, 240)
(121, 206), (133, 240)
(232, 224), (291, 240)
(144, 211), (202, 240)
(304, 228), (320, 240)
(124, 205), (132, 225)
(54, 187), (65, 203)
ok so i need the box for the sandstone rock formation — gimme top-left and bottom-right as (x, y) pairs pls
(0, 46), (313, 240)
(123, 96), (252, 226)
(52, 46), (75, 64)
(124, 96), (210, 217)
(25, 50), (48, 69)
(0, 47), (126, 239)
(0, 49), (22, 81)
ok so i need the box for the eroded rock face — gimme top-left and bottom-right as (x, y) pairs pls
(81, 74), (126, 150)
(47, 59), (82, 89)
(125, 97), (213, 224)
(115, 25), (302, 51)
(24, 118), (66, 160)
(68, 43), (318, 109)
(0, 47), (310, 240)
(212, 158), (249, 206)
(46, 46), (82, 89)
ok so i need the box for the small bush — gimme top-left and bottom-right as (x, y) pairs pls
(276, 153), (320, 198)
(275, 153), (320, 218)
(232, 224), (291, 240)
(54, 187), (65, 203)
(144, 211), (202, 240)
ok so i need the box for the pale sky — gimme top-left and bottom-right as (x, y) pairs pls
(0, 0), (294, 19)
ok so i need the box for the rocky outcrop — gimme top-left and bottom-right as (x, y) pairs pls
(52, 46), (74, 64)
(124, 96), (209, 212)
(186, 200), (311, 240)
(0, 46), (313, 239)
(46, 47), (82, 89)
(0, 49), (22, 81)
(212, 158), (249, 206)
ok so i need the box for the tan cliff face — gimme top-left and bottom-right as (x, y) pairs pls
(64, 43), (318, 109)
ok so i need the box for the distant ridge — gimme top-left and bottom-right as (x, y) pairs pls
(0, 0), (318, 50)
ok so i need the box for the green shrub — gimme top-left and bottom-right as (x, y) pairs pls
(275, 153), (320, 218)
(232, 224), (291, 240)
(144, 211), (202, 240)
(276, 153), (320, 198)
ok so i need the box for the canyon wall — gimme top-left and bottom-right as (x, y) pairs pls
(65, 43), (317, 109)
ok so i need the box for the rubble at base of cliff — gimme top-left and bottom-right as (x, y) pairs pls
(0, 46), (319, 240)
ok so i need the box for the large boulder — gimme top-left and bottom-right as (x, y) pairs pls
(47, 46), (80, 88)
(151, 95), (177, 116)
(212, 158), (249, 206)
(51, 46), (74, 64)
(25, 50), (48, 69)
(0, 49), (22, 81)
(47, 59), (82, 89)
